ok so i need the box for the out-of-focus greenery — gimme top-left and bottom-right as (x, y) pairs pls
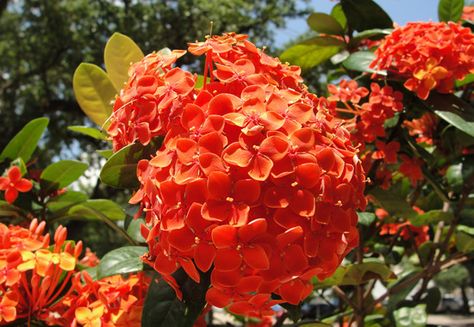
(0, 0), (307, 162)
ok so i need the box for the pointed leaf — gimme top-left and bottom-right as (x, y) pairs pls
(0, 118), (49, 163)
(343, 51), (386, 75)
(281, 43), (342, 70)
(104, 32), (144, 90)
(73, 63), (116, 126)
(68, 125), (107, 140)
(68, 199), (125, 221)
(340, 0), (393, 32)
(438, 0), (464, 22)
(40, 160), (88, 192)
(307, 12), (345, 35)
(96, 246), (146, 279)
(331, 4), (347, 30)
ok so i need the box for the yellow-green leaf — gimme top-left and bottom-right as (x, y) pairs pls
(104, 32), (144, 90)
(73, 63), (116, 126)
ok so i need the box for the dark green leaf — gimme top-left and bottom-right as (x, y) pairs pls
(302, 36), (346, 47)
(438, 0), (464, 22)
(331, 4), (347, 30)
(424, 287), (441, 313)
(393, 304), (427, 327)
(424, 93), (474, 137)
(0, 118), (49, 163)
(370, 187), (417, 219)
(340, 0), (393, 32)
(68, 125), (107, 140)
(343, 51), (386, 75)
(100, 138), (162, 189)
(47, 191), (88, 213)
(280, 43), (342, 70)
(142, 269), (210, 327)
(409, 210), (453, 226)
(307, 12), (345, 35)
(40, 160), (88, 192)
(341, 262), (395, 285)
(96, 246), (146, 279)
(68, 199), (125, 221)
(456, 231), (474, 253)
(358, 212), (376, 226)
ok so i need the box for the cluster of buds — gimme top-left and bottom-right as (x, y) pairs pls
(371, 22), (474, 99)
(109, 33), (367, 318)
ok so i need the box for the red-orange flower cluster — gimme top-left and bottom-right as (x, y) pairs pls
(371, 22), (474, 99)
(116, 33), (366, 318)
(46, 271), (149, 327)
(376, 208), (429, 247)
(0, 219), (81, 325)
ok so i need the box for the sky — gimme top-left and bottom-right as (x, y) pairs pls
(275, 0), (439, 47)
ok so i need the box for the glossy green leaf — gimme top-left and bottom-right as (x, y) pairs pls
(100, 138), (162, 189)
(126, 217), (146, 243)
(340, 0), (393, 32)
(68, 125), (107, 140)
(68, 199), (125, 221)
(307, 12), (344, 35)
(358, 212), (376, 226)
(40, 160), (88, 192)
(0, 118), (49, 163)
(424, 287), (441, 313)
(104, 32), (144, 90)
(97, 149), (113, 159)
(409, 210), (453, 226)
(424, 93), (474, 137)
(393, 304), (427, 327)
(73, 63), (116, 127)
(438, 0), (464, 22)
(343, 51), (386, 75)
(331, 4), (347, 30)
(350, 28), (392, 46)
(47, 191), (88, 213)
(96, 246), (146, 279)
(280, 43), (342, 70)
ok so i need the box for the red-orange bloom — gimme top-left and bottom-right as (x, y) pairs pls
(399, 155), (424, 186)
(0, 166), (33, 204)
(109, 33), (367, 319)
(371, 22), (474, 99)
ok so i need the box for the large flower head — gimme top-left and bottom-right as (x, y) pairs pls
(371, 22), (474, 99)
(112, 33), (367, 318)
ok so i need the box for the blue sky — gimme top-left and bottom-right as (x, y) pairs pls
(275, 0), (439, 47)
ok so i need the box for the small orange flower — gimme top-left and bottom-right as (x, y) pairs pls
(0, 166), (33, 204)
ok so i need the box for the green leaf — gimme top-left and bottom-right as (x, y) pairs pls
(358, 212), (376, 226)
(96, 246), (146, 279)
(97, 149), (113, 159)
(350, 28), (392, 46)
(424, 93), (474, 137)
(195, 75), (210, 90)
(73, 63), (116, 127)
(393, 304), (427, 327)
(300, 323), (331, 327)
(0, 117), (49, 163)
(409, 210), (453, 226)
(126, 217), (146, 243)
(456, 231), (474, 253)
(343, 51), (386, 75)
(68, 199), (125, 221)
(307, 12), (345, 35)
(340, 0), (393, 32)
(455, 73), (474, 87)
(331, 4), (347, 30)
(438, 0), (464, 22)
(142, 270), (210, 327)
(387, 270), (422, 311)
(0, 201), (25, 218)
(280, 43), (342, 70)
(104, 32), (144, 90)
(68, 125), (107, 140)
(341, 262), (395, 285)
(370, 187), (417, 219)
(100, 138), (162, 189)
(424, 287), (441, 313)
(40, 160), (88, 192)
(47, 191), (88, 213)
